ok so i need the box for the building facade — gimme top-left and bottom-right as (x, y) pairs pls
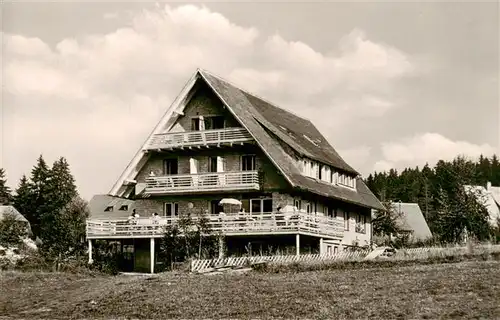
(86, 69), (384, 273)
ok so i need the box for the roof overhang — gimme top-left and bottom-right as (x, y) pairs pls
(109, 71), (202, 197)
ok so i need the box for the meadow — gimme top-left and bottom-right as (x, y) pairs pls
(1, 260), (499, 319)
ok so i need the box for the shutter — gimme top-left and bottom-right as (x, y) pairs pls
(217, 156), (224, 172)
(189, 158), (198, 174)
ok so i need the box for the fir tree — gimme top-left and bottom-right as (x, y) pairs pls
(13, 175), (33, 229)
(40, 157), (79, 256)
(28, 155), (51, 237)
(0, 168), (12, 205)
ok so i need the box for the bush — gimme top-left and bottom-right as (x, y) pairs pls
(252, 250), (500, 274)
(0, 212), (28, 247)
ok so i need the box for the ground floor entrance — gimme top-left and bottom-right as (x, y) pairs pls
(88, 234), (335, 273)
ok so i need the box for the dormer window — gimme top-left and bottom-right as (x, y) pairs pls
(119, 205), (129, 211)
(104, 206), (114, 212)
(299, 157), (356, 190)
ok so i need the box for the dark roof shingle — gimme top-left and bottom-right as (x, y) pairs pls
(199, 70), (383, 210)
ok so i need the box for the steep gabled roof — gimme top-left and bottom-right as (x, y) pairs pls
(109, 69), (383, 210)
(241, 91), (358, 174)
(390, 202), (433, 240)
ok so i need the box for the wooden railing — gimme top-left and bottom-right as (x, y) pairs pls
(144, 128), (253, 150)
(144, 171), (260, 194)
(86, 212), (344, 240)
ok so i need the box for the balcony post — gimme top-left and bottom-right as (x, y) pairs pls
(88, 239), (93, 264)
(295, 234), (300, 256)
(150, 238), (155, 274)
(319, 238), (324, 256)
(218, 236), (224, 259)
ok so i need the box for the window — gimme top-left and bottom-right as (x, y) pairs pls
(203, 116), (225, 130)
(334, 246), (339, 254)
(318, 165), (323, 180)
(241, 155), (256, 171)
(327, 207), (335, 218)
(356, 214), (366, 233)
(212, 116), (225, 129)
(305, 202), (311, 213)
(250, 198), (272, 214)
(294, 199), (301, 210)
(164, 203), (179, 218)
(104, 206), (113, 212)
(327, 245), (332, 255)
(191, 118), (200, 131)
(325, 167), (331, 183)
(210, 200), (221, 214)
(208, 157), (218, 173)
(163, 159), (178, 175)
(119, 205), (128, 211)
(323, 205), (329, 215)
(343, 211), (349, 231)
(312, 162), (319, 179)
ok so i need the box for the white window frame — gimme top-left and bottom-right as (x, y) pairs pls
(250, 198), (273, 214)
(241, 154), (256, 171)
(164, 202), (179, 218)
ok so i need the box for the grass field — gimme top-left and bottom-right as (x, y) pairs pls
(1, 260), (499, 319)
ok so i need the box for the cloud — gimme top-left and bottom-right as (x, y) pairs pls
(337, 146), (372, 176)
(373, 133), (498, 172)
(103, 12), (119, 20)
(3, 4), (416, 199)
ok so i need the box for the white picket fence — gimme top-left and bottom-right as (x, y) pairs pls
(191, 250), (371, 272)
(190, 244), (500, 272)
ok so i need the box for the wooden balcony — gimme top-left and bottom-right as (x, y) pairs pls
(86, 212), (344, 240)
(144, 128), (253, 150)
(143, 171), (260, 195)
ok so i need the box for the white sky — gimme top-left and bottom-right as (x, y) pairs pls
(2, 1), (499, 200)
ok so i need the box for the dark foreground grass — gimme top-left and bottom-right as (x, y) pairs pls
(1, 261), (499, 319)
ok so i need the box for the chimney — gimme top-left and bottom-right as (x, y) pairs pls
(487, 181), (492, 190)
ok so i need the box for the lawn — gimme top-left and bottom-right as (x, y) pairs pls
(1, 261), (499, 319)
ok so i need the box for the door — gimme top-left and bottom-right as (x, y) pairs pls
(191, 118), (201, 131)
(121, 244), (134, 272)
(210, 200), (221, 215)
(163, 159), (178, 175)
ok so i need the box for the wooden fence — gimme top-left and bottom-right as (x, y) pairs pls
(190, 250), (371, 272)
(190, 244), (500, 272)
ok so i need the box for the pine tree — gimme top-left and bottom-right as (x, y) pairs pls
(0, 168), (12, 205)
(491, 155), (500, 186)
(39, 157), (80, 258)
(42, 196), (89, 259)
(28, 155), (52, 237)
(13, 175), (33, 228)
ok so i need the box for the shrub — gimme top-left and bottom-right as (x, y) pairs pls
(0, 212), (28, 247)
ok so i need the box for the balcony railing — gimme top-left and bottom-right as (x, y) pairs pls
(86, 212), (344, 240)
(144, 128), (253, 150)
(144, 171), (260, 195)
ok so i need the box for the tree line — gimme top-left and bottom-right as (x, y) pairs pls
(1, 153), (499, 264)
(0, 155), (88, 261)
(366, 155), (500, 244)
